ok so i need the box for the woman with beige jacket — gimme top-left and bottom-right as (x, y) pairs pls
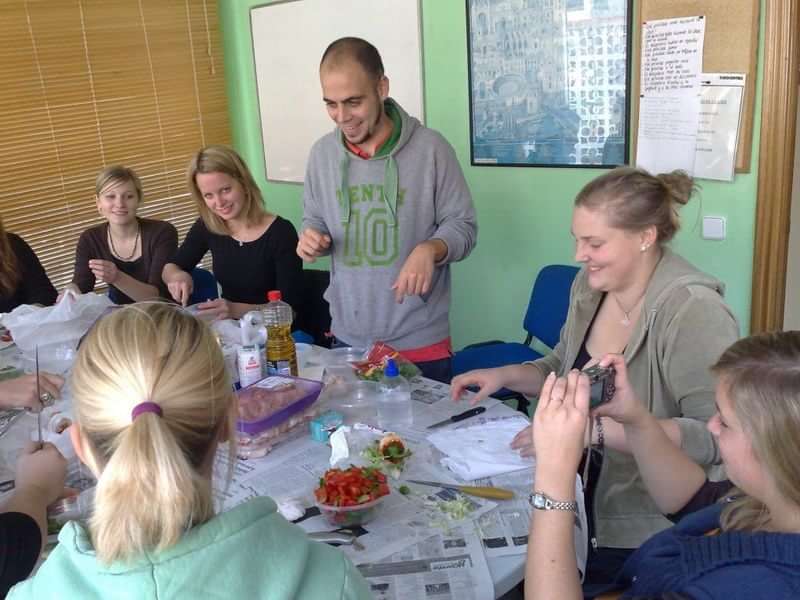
(451, 167), (739, 596)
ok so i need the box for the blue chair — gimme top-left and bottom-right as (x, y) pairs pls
(292, 330), (315, 344)
(452, 264), (580, 409)
(188, 267), (219, 305)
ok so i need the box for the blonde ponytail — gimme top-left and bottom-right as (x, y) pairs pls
(71, 302), (234, 564)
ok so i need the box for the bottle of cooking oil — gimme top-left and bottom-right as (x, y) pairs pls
(262, 290), (297, 376)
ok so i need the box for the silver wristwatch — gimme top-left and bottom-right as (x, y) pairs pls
(528, 491), (578, 513)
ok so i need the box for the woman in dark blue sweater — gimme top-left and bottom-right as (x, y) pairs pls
(525, 331), (800, 600)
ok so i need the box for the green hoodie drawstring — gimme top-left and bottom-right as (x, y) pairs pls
(383, 155), (398, 226)
(339, 153), (351, 225)
(338, 150), (399, 227)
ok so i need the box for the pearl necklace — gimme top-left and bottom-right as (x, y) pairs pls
(108, 224), (140, 261)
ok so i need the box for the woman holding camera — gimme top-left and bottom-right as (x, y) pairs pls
(451, 167), (738, 593)
(526, 334), (800, 599)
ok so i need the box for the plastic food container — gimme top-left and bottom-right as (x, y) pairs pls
(319, 347), (366, 366)
(315, 494), (387, 527)
(236, 375), (324, 458)
(320, 379), (381, 425)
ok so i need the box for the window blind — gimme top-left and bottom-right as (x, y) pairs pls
(0, 0), (229, 291)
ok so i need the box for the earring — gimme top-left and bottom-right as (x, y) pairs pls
(640, 244), (648, 252)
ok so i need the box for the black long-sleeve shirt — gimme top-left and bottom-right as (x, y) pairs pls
(71, 219), (177, 304)
(171, 216), (304, 313)
(0, 512), (40, 597)
(667, 479), (734, 523)
(0, 235), (56, 313)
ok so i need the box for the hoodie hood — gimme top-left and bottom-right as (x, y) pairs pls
(336, 98), (418, 226)
(643, 247), (726, 310)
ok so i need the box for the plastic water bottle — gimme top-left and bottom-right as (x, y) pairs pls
(262, 290), (297, 376)
(377, 358), (413, 429)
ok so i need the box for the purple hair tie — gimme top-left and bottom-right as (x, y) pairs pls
(131, 402), (163, 421)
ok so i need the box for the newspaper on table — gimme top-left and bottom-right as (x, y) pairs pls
(472, 468), (588, 576)
(211, 375), (586, 594)
(422, 407), (588, 575)
(354, 524), (493, 600)
(214, 425), (499, 564)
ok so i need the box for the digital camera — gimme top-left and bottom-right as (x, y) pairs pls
(583, 364), (616, 408)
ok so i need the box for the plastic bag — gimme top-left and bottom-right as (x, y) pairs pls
(2, 291), (114, 373)
(351, 342), (422, 381)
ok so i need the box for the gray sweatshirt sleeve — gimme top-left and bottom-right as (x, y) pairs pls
(663, 286), (739, 465)
(430, 136), (477, 265)
(301, 143), (333, 256)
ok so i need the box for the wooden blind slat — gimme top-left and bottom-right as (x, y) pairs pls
(0, 0), (227, 291)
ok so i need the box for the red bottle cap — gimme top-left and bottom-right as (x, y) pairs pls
(267, 290), (282, 302)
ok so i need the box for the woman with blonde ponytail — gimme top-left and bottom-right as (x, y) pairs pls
(8, 303), (370, 599)
(525, 332), (800, 599)
(452, 167), (739, 593)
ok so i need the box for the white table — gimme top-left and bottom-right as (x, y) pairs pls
(298, 349), (527, 598)
(1, 343), (529, 598)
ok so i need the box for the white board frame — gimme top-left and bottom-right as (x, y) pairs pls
(250, 0), (425, 183)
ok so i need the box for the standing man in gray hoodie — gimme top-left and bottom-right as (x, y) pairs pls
(298, 37), (477, 383)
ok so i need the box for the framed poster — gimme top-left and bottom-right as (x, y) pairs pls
(466, 0), (632, 168)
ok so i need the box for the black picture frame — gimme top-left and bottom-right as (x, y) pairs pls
(465, 0), (633, 168)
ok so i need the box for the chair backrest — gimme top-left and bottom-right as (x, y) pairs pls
(294, 268), (332, 347)
(523, 264), (580, 350)
(189, 267), (219, 305)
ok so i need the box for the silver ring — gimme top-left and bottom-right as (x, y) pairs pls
(39, 392), (54, 406)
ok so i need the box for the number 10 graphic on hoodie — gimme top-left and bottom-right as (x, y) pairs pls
(343, 209), (399, 267)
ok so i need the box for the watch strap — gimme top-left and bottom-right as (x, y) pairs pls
(529, 491), (578, 512)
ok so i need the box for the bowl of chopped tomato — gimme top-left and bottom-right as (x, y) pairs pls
(314, 466), (390, 527)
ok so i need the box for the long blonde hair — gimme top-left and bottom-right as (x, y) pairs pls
(0, 217), (20, 297)
(187, 145), (267, 235)
(711, 331), (800, 532)
(70, 302), (235, 564)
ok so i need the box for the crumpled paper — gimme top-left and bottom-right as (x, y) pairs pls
(427, 416), (533, 480)
(328, 423), (384, 468)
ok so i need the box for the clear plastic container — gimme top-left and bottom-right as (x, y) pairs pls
(320, 379), (380, 425)
(319, 346), (367, 367)
(236, 375), (323, 458)
(377, 359), (413, 429)
(315, 493), (387, 527)
(262, 290), (297, 376)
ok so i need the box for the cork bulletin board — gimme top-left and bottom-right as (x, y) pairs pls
(633, 0), (760, 173)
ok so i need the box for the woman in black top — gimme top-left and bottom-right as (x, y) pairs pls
(0, 218), (56, 313)
(162, 145), (303, 320)
(62, 166), (178, 304)
(1, 443), (67, 597)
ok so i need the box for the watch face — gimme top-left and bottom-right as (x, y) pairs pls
(532, 494), (547, 509)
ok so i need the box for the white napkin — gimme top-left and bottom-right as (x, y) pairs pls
(427, 416), (532, 480)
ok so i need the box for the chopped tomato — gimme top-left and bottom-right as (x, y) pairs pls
(315, 466), (391, 507)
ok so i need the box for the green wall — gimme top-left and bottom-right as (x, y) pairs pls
(219, 0), (763, 347)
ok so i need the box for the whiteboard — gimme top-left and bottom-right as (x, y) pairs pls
(250, 0), (424, 183)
